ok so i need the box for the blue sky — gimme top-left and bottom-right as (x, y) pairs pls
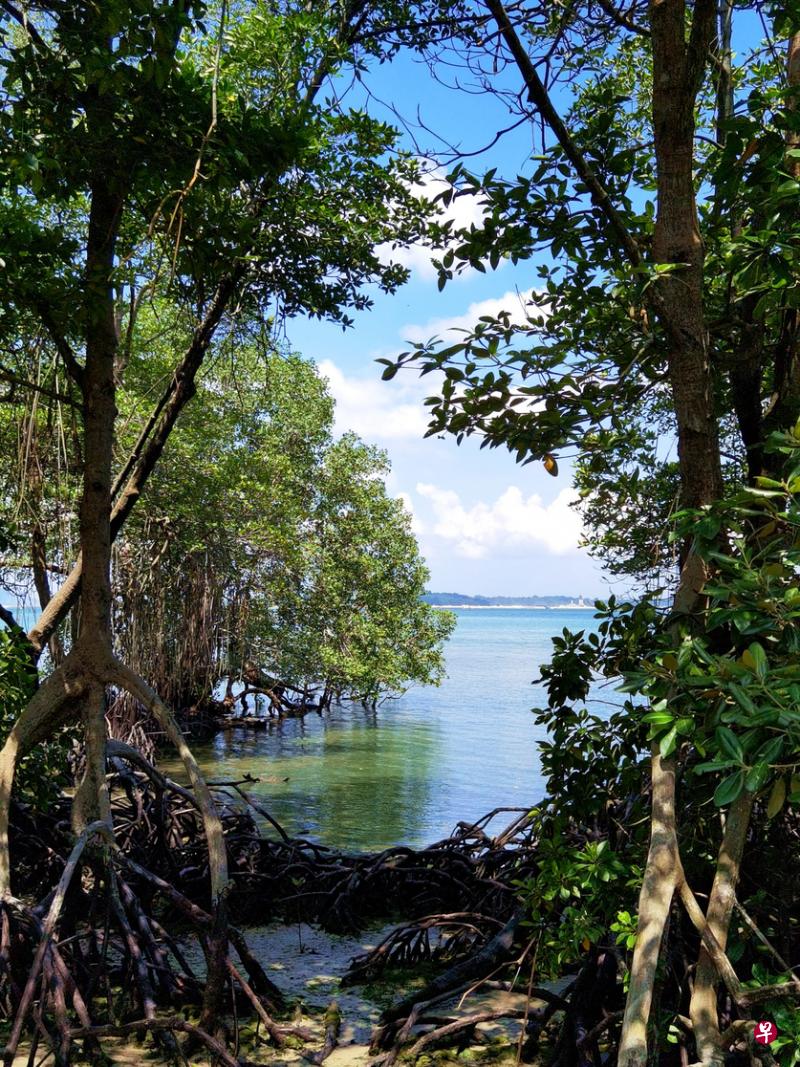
(283, 47), (613, 599)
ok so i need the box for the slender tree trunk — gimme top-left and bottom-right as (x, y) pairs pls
(77, 181), (120, 663)
(619, 4), (723, 1065)
(689, 792), (755, 1066)
(651, 0), (722, 512)
(66, 177), (123, 852)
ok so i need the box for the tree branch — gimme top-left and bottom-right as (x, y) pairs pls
(735, 897), (799, 978)
(0, 365), (80, 408)
(594, 0), (648, 37)
(485, 0), (643, 270)
(0, 604), (25, 637)
(33, 302), (85, 391)
(689, 790), (754, 1064)
(0, 0), (48, 53)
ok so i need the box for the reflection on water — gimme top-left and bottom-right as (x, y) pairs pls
(199, 705), (442, 851)
(160, 609), (607, 851)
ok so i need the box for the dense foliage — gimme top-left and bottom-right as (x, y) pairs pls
(384, 2), (800, 1063)
(111, 340), (453, 710)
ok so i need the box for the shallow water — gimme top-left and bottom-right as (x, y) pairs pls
(161, 608), (613, 851)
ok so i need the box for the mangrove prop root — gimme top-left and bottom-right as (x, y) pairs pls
(2, 788), (688, 1067)
(343, 912), (504, 985)
(407, 1007), (527, 1061)
(3, 820), (114, 1066)
(374, 908), (523, 1042)
(69, 1016), (241, 1067)
(304, 1000), (341, 1065)
(0, 794), (543, 1065)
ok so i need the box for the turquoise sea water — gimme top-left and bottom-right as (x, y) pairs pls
(162, 607), (613, 852)
(3, 605), (615, 851)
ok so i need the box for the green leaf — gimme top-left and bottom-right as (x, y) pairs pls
(755, 735), (783, 765)
(744, 762), (769, 792)
(727, 684), (757, 717)
(695, 759), (736, 774)
(659, 724), (678, 758)
(746, 642), (769, 680)
(642, 710), (673, 725)
(767, 777), (786, 818)
(715, 726), (744, 763)
(714, 770), (745, 807)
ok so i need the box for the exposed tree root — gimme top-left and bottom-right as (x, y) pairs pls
(372, 909), (524, 1045)
(0, 787), (549, 1065)
(3, 755), (798, 1067)
(342, 912), (505, 985)
(304, 1000), (341, 1065)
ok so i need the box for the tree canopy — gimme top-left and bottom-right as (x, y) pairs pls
(3, 0), (800, 1064)
(110, 340), (453, 714)
(383, 2), (800, 1063)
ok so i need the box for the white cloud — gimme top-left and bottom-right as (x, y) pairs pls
(377, 169), (490, 283)
(415, 483), (583, 559)
(318, 359), (430, 443)
(402, 289), (546, 344)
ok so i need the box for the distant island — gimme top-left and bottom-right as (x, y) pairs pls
(422, 592), (596, 609)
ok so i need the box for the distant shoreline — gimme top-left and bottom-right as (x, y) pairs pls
(436, 603), (596, 610)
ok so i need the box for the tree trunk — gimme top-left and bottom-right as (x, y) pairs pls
(27, 268), (244, 660)
(619, 4), (723, 1065)
(650, 0), (722, 511)
(78, 180), (121, 659)
(689, 791), (755, 1066)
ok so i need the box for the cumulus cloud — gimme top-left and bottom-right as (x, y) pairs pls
(402, 289), (546, 344)
(318, 359), (430, 443)
(416, 483), (583, 558)
(377, 170), (490, 283)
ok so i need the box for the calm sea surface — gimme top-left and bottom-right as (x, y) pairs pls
(4, 605), (614, 851)
(161, 608), (613, 852)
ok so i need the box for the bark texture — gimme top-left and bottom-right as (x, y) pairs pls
(619, 3), (725, 1064)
